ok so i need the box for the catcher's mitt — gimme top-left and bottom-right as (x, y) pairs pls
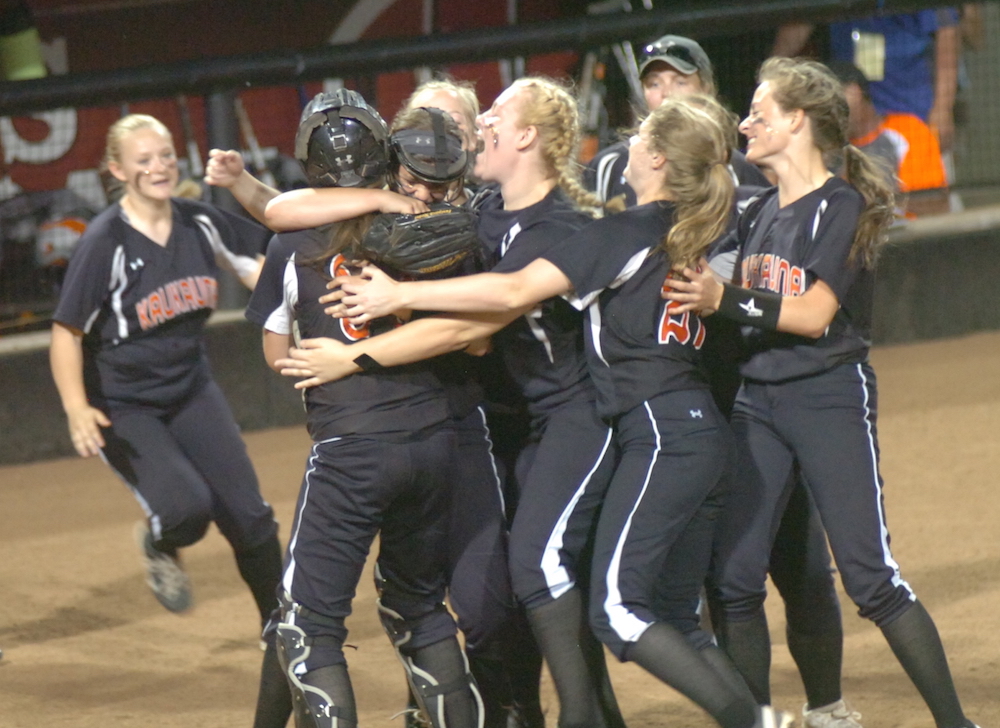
(350, 203), (484, 278)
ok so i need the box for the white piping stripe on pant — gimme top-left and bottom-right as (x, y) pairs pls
(855, 364), (914, 598)
(282, 436), (342, 595)
(540, 427), (614, 601)
(602, 401), (660, 644)
(98, 448), (158, 536)
(476, 405), (507, 518)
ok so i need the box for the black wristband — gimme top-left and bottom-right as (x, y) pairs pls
(353, 353), (385, 372)
(717, 283), (782, 330)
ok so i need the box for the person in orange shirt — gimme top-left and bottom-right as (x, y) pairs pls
(829, 61), (949, 216)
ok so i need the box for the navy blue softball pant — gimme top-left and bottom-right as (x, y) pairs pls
(507, 401), (616, 611)
(588, 388), (734, 659)
(281, 427), (458, 671)
(101, 379), (277, 553)
(714, 362), (915, 627)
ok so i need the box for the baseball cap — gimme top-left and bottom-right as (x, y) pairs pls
(639, 35), (711, 78)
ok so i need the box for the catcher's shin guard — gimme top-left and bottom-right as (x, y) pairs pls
(275, 620), (356, 728)
(377, 597), (484, 728)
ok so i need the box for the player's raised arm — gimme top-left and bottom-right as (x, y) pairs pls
(204, 149), (279, 227)
(264, 187), (428, 231)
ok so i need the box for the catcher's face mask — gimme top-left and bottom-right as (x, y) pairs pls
(295, 95), (390, 188)
(390, 107), (468, 184)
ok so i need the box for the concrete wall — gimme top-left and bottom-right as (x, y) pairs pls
(4, 211), (1000, 466)
(0, 317), (305, 466)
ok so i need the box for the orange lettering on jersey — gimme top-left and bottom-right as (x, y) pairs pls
(741, 253), (806, 296)
(161, 283), (177, 318)
(147, 292), (165, 325)
(178, 279), (198, 308)
(164, 282), (188, 316)
(192, 277), (210, 307)
(136, 299), (153, 331)
(329, 254), (371, 340)
(202, 277), (218, 309)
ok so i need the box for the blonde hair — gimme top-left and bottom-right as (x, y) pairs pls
(404, 77), (480, 138)
(758, 57), (894, 268)
(103, 114), (172, 167)
(642, 96), (734, 267)
(511, 76), (601, 211)
(100, 114), (173, 202)
(678, 93), (739, 157)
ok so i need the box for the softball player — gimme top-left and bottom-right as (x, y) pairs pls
(49, 115), (282, 625)
(223, 92), (528, 728)
(245, 91), (482, 728)
(278, 77), (628, 728)
(299, 95), (815, 728)
(585, 34), (852, 721)
(665, 58), (979, 728)
(584, 34), (769, 209)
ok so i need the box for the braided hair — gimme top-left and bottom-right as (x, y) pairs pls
(511, 77), (602, 212)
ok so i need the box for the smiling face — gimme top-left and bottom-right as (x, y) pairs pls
(739, 81), (794, 167)
(642, 62), (703, 110)
(473, 84), (524, 183)
(108, 127), (179, 202)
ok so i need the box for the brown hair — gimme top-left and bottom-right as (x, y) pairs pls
(511, 76), (601, 212)
(643, 97), (734, 267)
(758, 57), (894, 268)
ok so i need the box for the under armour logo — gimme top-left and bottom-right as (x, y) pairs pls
(690, 409), (703, 418)
(335, 154), (355, 168)
(739, 297), (763, 317)
(129, 258), (144, 270)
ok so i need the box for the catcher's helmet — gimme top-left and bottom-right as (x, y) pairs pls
(390, 107), (467, 184)
(295, 89), (389, 188)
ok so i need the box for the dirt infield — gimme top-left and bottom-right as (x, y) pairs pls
(1, 332), (998, 728)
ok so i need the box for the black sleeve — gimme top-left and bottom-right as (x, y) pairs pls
(540, 215), (653, 309)
(245, 234), (294, 332)
(52, 214), (117, 332)
(802, 187), (865, 301)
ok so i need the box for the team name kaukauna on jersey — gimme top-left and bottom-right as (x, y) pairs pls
(741, 253), (806, 296)
(135, 276), (218, 331)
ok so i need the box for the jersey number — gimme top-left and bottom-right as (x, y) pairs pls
(658, 299), (705, 348)
(331, 254), (371, 341)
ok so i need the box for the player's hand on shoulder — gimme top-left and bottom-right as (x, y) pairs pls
(65, 405), (111, 458)
(378, 190), (429, 215)
(661, 257), (722, 315)
(275, 338), (355, 388)
(204, 149), (246, 188)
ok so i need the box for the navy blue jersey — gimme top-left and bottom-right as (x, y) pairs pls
(475, 187), (597, 416)
(53, 198), (269, 409)
(541, 202), (709, 420)
(246, 228), (450, 442)
(735, 177), (871, 382)
(585, 141), (769, 207)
